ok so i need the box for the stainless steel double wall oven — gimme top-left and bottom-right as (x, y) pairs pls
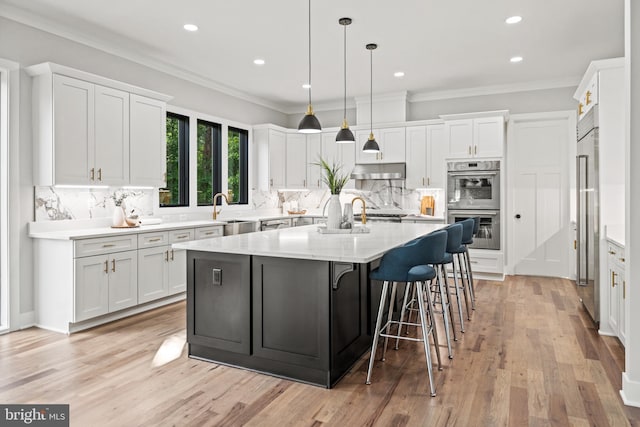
(447, 160), (501, 250)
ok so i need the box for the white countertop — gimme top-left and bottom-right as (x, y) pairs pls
(606, 224), (625, 247)
(172, 222), (446, 263)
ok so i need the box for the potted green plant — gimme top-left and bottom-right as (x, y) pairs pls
(316, 158), (351, 229)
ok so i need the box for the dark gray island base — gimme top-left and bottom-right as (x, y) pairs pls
(186, 251), (379, 388)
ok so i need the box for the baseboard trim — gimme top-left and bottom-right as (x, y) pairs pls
(621, 372), (640, 407)
(19, 311), (35, 329)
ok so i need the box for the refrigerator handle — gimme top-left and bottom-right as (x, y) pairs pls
(576, 155), (588, 287)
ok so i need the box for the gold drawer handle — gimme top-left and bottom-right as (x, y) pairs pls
(612, 271), (617, 287)
(619, 257), (625, 263)
(111, 259), (116, 272)
(176, 234), (189, 239)
(102, 244), (115, 248)
(104, 260), (108, 274)
(204, 231), (216, 235)
(148, 238), (162, 242)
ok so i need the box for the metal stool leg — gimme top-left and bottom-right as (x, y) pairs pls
(457, 253), (472, 320)
(436, 266), (453, 359)
(451, 255), (465, 333)
(395, 282), (412, 350)
(381, 281), (398, 361)
(416, 280), (437, 397)
(366, 280), (389, 385)
(464, 246), (476, 309)
(423, 279), (442, 371)
(441, 265), (458, 342)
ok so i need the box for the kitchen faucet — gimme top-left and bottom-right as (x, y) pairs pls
(351, 197), (367, 224)
(212, 193), (229, 220)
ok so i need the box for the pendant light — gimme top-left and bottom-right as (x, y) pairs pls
(335, 17), (355, 143)
(362, 43), (380, 152)
(298, 0), (322, 133)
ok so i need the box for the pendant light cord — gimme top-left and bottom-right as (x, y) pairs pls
(308, 0), (312, 107)
(370, 48), (373, 135)
(343, 23), (347, 120)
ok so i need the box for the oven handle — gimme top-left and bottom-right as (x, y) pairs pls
(448, 210), (499, 216)
(447, 171), (498, 177)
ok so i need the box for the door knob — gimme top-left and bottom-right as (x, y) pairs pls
(515, 214), (521, 219)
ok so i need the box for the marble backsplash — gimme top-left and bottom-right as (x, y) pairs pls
(34, 182), (445, 221)
(35, 187), (154, 221)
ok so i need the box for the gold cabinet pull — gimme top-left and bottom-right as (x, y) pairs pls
(170, 249), (174, 261)
(90, 168), (95, 181)
(608, 249), (616, 255)
(165, 250), (169, 262)
(427, 177), (430, 186)
(176, 234), (189, 239)
(578, 103), (584, 115)
(623, 281), (626, 299)
(585, 90), (592, 105)
(574, 240), (577, 250)
(270, 178), (273, 186)
(111, 259), (116, 272)
(204, 231), (215, 235)
(97, 168), (102, 181)
(149, 238), (162, 242)
(620, 257), (625, 263)
(474, 145), (477, 155)
(611, 270), (617, 287)
(104, 260), (109, 274)
(102, 243), (115, 248)
(468, 146), (472, 155)
(422, 177), (425, 186)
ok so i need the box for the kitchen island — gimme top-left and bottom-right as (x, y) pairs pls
(173, 222), (444, 388)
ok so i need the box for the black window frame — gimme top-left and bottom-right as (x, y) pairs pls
(228, 126), (249, 205)
(160, 112), (189, 208)
(197, 119), (222, 206)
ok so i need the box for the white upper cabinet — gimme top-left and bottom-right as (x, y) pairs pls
(27, 63), (171, 187)
(306, 134), (323, 189)
(442, 111), (507, 159)
(95, 85), (130, 186)
(355, 127), (406, 164)
(405, 124), (446, 190)
(129, 94), (167, 187)
(268, 130), (286, 189)
(321, 132), (355, 189)
(285, 133), (307, 188)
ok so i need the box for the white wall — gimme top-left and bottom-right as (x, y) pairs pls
(286, 107), (356, 132)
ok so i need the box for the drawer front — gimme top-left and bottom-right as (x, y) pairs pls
(169, 229), (195, 244)
(195, 226), (223, 240)
(468, 252), (504, 274)
(608, 243), (625, 268)
(75, 234), (137, 258)
(138, 232), (169, 248)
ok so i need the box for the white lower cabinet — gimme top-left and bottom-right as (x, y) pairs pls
(606, 240), (626, 345)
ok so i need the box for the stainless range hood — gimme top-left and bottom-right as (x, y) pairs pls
(350, 163), (406, 180)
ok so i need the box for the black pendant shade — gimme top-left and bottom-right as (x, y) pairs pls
(298, 0), (322, 134)
(362, 133), (380, 152)
(336, 125), (355, 142)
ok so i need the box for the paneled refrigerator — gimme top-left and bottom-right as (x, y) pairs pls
(576, 106), (599, 324)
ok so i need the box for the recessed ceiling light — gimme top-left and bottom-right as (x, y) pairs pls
(394, 71), (405, 78)
(505, 16), (522, 24)
(183, 23), (198, 32)
(302, 83), (311, 89)
(253, 58), (265, 65)
(510, 56), (523, 63)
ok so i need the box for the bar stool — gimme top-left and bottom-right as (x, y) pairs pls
(447, 219), (475, 322)
(365, 230), (447, 396)
(438, 223), (467, 334)
(461, 217), (479, 310)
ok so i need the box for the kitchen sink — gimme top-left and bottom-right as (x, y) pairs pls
(223, 220), (257, 235)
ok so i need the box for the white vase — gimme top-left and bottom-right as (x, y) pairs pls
(326, 194), (342, 229)
(112, 206), (126, 227)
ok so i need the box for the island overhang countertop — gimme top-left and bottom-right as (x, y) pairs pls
(173, 222), (445, 263)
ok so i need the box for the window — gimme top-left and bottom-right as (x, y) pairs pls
(227, 127), (249, 204)
(197, 119), (222, 206)
(160, 113), (189, 207)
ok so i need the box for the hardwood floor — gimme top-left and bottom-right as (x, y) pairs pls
(2, 276), (640, 426)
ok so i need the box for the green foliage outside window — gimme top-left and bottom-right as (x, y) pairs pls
(228, 131), (240, 203)
(197, 122), (215, 205)
(161, 116), (180, 206)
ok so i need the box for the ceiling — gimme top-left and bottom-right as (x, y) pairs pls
(1, 0), (624, 113)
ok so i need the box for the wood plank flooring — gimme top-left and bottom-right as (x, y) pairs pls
(2, 276), (640, 426)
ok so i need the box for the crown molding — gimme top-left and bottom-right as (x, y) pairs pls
(573, 57), (624, 100)
(408, 78), (581, 103)
(0, 4), (291, 113)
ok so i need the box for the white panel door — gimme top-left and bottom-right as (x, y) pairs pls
(426, 124), (446, 188)
(108, 250), (138, 312)
(285, 133), (307, 188)
(95, 85), (129, 186)
(53, 74), (94, 184)
(306, 134), (323, 189)
(137, 246), (169, 303)
(74, 255), (109, 321)
(168, 248), (187, 295)
(510, 116), (571, 277)
(405, 126), (427, 189)
(130, 94), (166, 187)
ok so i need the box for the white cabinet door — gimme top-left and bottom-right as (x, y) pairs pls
(130, 94), (167, 187)
(285, 133), (307, 188)
(426, 124), (446, 188)
(108, 250), (138, 312)
(608, 255), (621, 337)
(306, 134), (323, 189)
(378, 127), (406, 162)
(341, 138), (356, 189)
(405, 126), (427, 189)
(474, 116), (504, 158)
(321, 132), (340, 165)
(268, 129), (286, 188)
(445, 119), (473, 159)
(53, 74), (95, 185)
(168, 248), (187, 295)
(95, 85), (129, 186)
(75, 255), (109, 321)
(137, 246), (169, 303)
